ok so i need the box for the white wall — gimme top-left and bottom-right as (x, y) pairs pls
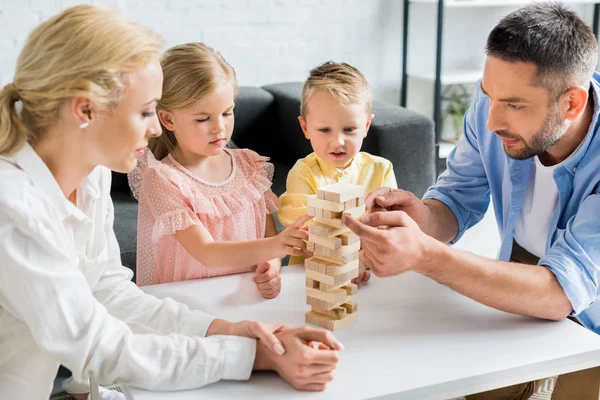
(0, 0), (596, 108)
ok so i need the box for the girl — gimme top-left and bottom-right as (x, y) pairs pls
(0, 6), (339, 400)
(129, 43), (310, 296)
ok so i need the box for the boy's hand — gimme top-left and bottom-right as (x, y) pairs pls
(253, 258), (282, 299)
(274, 214), (312, 257)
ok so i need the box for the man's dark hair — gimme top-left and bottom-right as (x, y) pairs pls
(486, 2), (598, 99)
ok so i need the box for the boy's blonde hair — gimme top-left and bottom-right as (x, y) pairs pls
(149, 43), (239, 160)
(301, 61), (372, 117)
(0, 5), (161, 156)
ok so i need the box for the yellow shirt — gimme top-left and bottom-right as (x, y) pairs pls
(277, 152), (397, 265)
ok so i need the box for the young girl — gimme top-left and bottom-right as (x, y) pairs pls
(129, 43), (310, 296)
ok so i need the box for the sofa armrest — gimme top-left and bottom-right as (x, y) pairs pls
(263, 82), (435, 198)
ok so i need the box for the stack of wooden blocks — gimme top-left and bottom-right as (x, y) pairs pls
(304, 182), (364, 331)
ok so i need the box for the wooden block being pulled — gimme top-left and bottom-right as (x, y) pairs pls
(317, 183), (364, 203)
(341, 283), (358, 296)
(311, 305), (347, 319)
(305, 277), (319, 289)
(342, 204), (366, 219)
(341, 300), (358, 314)
(307, 206), (316, 217)
(340, 232), (360, 245)
(308, 233), (342, 250)
(314, 216), (343, 229)
(305, 310), (358, 331)
(308, 196), (345, 212)
(306, 287), (347, 304)
(306, 295), (346, 311)
(308, 222), (351, 238)
(307, 241), (315, 252)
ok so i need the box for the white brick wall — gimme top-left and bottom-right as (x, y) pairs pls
(0, 0), (403, 104)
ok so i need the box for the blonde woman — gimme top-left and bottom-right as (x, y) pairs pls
(0, 5), (341, 400)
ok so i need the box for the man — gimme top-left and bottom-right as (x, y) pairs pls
(343, 4), (600, 399)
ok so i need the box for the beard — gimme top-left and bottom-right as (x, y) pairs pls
(497, 106), (567, 160)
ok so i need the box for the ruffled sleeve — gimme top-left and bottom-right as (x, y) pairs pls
(128, 150), (160, 201)
(137, 162), (201, 242)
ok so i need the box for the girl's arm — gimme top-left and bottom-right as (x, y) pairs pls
(174, 214), (311, 269)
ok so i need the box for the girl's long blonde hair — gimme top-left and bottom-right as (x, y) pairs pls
(0, 5), (161, 156)
(149, 43), (239, 160)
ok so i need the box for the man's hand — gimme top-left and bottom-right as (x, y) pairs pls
(253, 259), (282, 299)
(343, 211), (440, 277)
(254, 327), (343, 391)
(365, 188), (431, 227)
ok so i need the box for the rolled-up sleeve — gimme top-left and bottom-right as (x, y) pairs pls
(423, 91), (491, 243)
(540, 193), (600, 316)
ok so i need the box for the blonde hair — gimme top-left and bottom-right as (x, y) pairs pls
(0, 5), (161, 156)
(149, 43), (239, 160)
(301, 61), (372, 117)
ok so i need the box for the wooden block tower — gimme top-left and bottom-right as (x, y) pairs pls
(304, 182), (364, 331)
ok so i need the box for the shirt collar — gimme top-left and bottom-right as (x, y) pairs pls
(315, 153), (360, 179)
(9, 143), (94, 220)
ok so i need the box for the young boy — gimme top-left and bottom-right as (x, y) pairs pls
(277, 61), (398, 281)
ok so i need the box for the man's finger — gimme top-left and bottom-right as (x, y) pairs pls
(292, 214), (313, 228)
(360, 210), (412, 228)
(364, 187), (393, 209)
(342, 214), (384, 243)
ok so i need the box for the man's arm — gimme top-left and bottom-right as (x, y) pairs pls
(423, 241), (573, 320)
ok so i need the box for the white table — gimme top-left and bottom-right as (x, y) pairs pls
(122, 265), (600, 400)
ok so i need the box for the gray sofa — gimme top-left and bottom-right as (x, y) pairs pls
(110, 82), (435, 280)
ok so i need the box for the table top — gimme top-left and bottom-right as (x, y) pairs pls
(123, 265), (600, 400)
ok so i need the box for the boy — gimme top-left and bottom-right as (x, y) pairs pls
(277, 61), (397, 280)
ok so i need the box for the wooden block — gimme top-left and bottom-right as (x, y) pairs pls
(306, 295), (346, 311)
(344, 198), (357, 209)
(307, 206), (316, 217)
(342, 204), (366, 218)
(340, 232), (359, 245)
(319, 268), (358, 290)
(308, 196), (345, 212)
(341, 300), (358, 314)
(356, 196), (364, 207)
(308, 266), (358, 286)
(305, 257), (328, 273)
(306, 287), (347, 304)
(306, 241), (315, 252)
(308, 233), (342, 250)
(325, 259), (359, 276)
(311, 306), (347, 319)
(314, 216), (343, 229)
(316, 183), (364, 203)
(312, 249), (359, 266)
(306, 277), (319, 289)
(341, 283), (358, 296)
(305, 310), (358, 331)
(308, 222), (349, 238)
(322, 209), (342, 219)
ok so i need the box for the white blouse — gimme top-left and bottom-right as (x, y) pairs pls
(0, 144), (256, 399)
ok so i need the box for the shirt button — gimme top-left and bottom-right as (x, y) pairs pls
(573, 166), (577, 172)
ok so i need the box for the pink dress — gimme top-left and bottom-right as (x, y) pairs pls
(128, 148), (279, 286)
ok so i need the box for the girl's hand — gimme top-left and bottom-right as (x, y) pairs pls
(253, 259), (282, 299)
(274, 214), (312, 257)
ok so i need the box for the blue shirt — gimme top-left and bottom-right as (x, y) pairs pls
(424, 72), (600, 333)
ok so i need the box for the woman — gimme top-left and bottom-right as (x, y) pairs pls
(0, 5), (341, 399)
